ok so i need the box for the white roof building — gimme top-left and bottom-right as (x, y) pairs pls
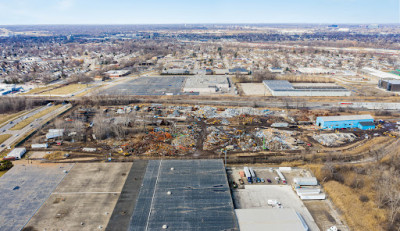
(361, 67), (400, 79)
(46, 129), (64, 140)
(6, 148), (26, 160)
(235, 209), (309, 231)
(317, 114), (373, 122)
(183, 75), (230, 94)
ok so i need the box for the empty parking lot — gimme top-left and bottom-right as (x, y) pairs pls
(100, 76), (187, 96)
(25, 163), (132, 231)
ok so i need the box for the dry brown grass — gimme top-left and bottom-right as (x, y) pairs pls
(44, 151), (65, 160)
(324, 180), (386, 231)
(21, 85), (57, 95)
(0, 110), (28, 126)
(304, 163), (387, 231)
(39, 84), (88, 95)
(10, 105), (62, 130)
(0, 134), (12, 144)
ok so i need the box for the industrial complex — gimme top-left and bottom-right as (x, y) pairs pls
(0, 160), (336, 231)
(183, 75), (231, 94)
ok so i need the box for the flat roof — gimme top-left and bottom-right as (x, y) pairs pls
(317, 114), (374, 122)
(128, 159), (238, 231)
(235, 208), (308, 231)
(383, 79), (400, 85)
(263, 80), (294, 90)
(359, 121), (375, 126)
(184, 75), (229, 89)
(264, 80), (347, 92)
(0, 164), (72, 231)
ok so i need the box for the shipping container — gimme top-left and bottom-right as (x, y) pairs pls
(293, 177), (318, 186)
(275, 170), (286, 184)
(249, 167), (257, 182)
(244, 167), (252, 183)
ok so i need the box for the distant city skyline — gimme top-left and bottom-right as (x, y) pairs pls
(0, 0), (399, 25)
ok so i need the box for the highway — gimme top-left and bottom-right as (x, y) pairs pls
(0, 104), (72, 153)
(0, 105), (50, 132)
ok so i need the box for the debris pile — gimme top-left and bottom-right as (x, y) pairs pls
(203, 126), (259, 152)
(313, 133), (356, 146)
(256, 128), (297, 150)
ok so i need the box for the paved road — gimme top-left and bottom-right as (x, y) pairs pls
(0, 105), (50, 132)
(0, 104), (72, 152)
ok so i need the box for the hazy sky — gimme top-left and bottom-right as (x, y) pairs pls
(0, 0), (399, 25)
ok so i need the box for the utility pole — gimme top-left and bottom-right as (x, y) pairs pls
(224, 150), (227, 169)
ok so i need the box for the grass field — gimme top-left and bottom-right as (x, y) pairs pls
(306, 163), (387, 231)
(39, 84), (88, 95)
(0, 134), (12, 144)
(21, 85), (58, 95)
(0, 111), (28, 127)
(75, 85), (101, 97)
(324, 180), (386, 231)
(10, 105), (62, 131)
(0, 171), (8, 178)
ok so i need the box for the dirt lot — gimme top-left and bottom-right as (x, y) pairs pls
(25, 163), (132, 231)
(239, 83), (271, 96)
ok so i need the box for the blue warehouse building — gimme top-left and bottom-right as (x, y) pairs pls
(316, 114), (375, 130)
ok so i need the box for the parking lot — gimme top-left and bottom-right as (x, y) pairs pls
(100, 76), (187, 95)
(25, 163), (132, 231)
(227, 166), (348, 231)
(232, 185), (319, 231)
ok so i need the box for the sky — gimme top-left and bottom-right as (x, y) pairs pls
(0, 0), (399, 25)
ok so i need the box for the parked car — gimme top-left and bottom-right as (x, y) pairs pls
(261, 178), (265, 183)
(238, 179), (244, 185)
(267, 179), (272, 183)
(232, 181), (238, 188)
(256, 177), (261, 183)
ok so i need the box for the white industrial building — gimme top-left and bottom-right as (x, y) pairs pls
(104, 70), (131, 77)
(183, 75), (230, 94)
(298, 67), (334, 75)
(6, 148), (26, 160)
(263, 80), (351, 97)
(361, 67), (400, 80)
(31, 143), (48, 149)
(235, 208), (309, 231)
(293, 177), (318, 186)
(46, 129), (64, 140)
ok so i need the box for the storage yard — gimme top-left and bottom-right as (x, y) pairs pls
(228, 166), (348, 231)
(0, 158), (352, 231)
(9, 103), (397, 164)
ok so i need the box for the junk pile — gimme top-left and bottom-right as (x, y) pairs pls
(313, 133), (356, 146)
(255, 128), (297, 150)
(203, 126), (259, 152)
(194, 106), (271, 119)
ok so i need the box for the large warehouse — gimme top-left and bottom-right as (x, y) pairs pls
(263, 80), (351, 96)
(316, 114), (375, 130)
(183, 75), (230, 94)
(128, 160), (238, 231)
(378, 79), (400, 92)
